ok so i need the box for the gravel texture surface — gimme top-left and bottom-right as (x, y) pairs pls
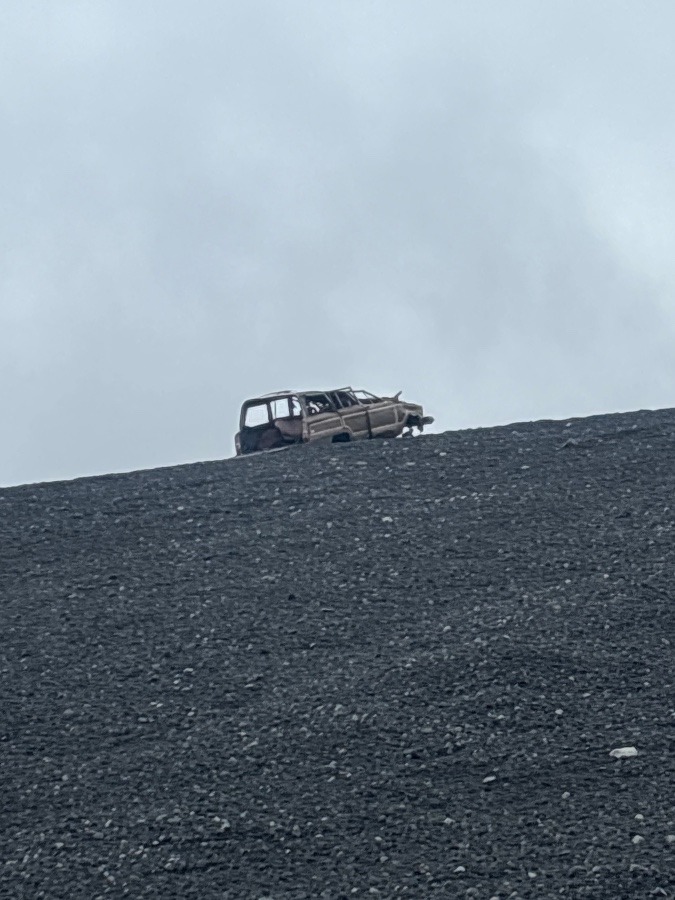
(1, 408), (675, 899)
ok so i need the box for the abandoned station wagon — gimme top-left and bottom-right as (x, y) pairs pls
(235, 388), (434, 455)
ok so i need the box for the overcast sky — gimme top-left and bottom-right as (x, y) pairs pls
(3, 1), (675, 486)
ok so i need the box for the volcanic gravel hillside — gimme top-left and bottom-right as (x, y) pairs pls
(2, 409), (675, 900)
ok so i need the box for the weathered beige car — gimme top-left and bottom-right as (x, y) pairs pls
(235, 387), (434, 455)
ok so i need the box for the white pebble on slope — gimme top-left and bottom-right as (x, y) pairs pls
(609, 747), (638, 759)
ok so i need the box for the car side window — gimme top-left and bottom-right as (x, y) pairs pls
(290, 397), (302, 418)
(305, 393), (333, 415)
(337, 391), (358, 408)
(270, 398), (291, 420)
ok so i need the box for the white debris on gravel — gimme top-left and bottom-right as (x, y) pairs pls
(610, 746), (639, 759)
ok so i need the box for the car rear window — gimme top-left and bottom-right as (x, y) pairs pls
(244, 403), (270, 427)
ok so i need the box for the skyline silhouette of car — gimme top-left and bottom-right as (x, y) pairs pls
(235, 387), (434, 455)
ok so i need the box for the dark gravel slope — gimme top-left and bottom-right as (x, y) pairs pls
(1, 408), (674, 899)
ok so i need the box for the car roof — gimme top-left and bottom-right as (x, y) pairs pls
(247, 387), (358, 402)
(257, 390), (295, 398)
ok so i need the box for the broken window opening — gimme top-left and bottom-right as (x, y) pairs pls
(244, 402), (270, 427)
(304, 394), (334, 415)
(331, 390), (358, 409)
(354, 390), (381, 405)
(270, 398), (291, 420)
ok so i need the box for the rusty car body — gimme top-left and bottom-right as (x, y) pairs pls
(235, 387), (434, 456)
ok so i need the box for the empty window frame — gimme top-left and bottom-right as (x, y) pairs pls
(304, 393), (334, 415)
(353, 390), (381, 404)
(244, 402), (271, 427)
(270, 398), (292, 420)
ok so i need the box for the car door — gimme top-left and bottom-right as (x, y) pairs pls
(330, 390), (370, 439)
(353, 391), (398, 437)
(303, 393), (343, 441)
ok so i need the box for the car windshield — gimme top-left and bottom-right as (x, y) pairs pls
(353, 390), (381, 404)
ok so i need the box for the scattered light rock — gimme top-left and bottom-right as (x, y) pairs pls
(4, 404), (674, 896)
(610, 747), (638, 759)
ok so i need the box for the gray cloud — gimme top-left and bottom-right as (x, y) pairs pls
(2, 1), (675, 485)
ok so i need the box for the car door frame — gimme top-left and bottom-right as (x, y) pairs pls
(328, 390), (370, 440)
(353, 391), (399, 437)
(301, 393), (344, 442)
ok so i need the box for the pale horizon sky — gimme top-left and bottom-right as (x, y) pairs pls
(3, 1), (675, 486)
